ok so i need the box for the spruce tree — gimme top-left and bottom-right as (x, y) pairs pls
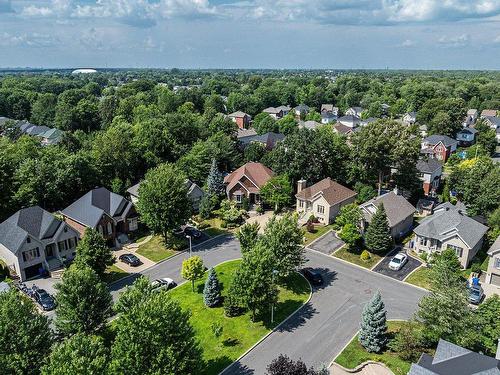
(359, 291), (388, 353)
(206, 159), (225, 197)
(365, 203), (393, 254)
(203, 268), (222, 307)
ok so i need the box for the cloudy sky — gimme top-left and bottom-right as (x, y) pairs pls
(1, 0), (500, 69)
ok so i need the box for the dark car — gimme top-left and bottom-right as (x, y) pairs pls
(301, 267), (323, 285)
(184, 226), (202, 239)
(119, 253), (142, 267)
(33, 288), (56, 311)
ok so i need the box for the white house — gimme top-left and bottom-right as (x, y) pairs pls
(403, 112), (417, 125)
(462, 109), (478, 127)
(346, 107), (364, 117)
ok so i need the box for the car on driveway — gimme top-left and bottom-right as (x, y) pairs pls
(388, 253), (408, 271)
(151, 278), (177, 291)
(184, 226), (202, 239)
(119, 253), (142, 267)
(301, 267), (323, 285)
(32, 287), (56, 311)
(468, 284), (484, 305)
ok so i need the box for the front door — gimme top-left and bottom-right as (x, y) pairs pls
(45, 244), (55, 258)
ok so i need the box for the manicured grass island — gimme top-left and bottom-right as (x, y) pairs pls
(136, 235), (180, 262)
(169, 259), (311, 375)
(333, 247), (384, 269)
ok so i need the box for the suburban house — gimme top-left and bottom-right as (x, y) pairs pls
(484, 116), (500, 130)
(345, 106), (364, 117)
(456, 127), (478, 146)
(416, 158), (443, 196)
(321, 111), (337, 124)
(0, 206), (80, 281)
(320, 104), (339, 115)
(333, 123), (360, 137)
(39, 128), (64, 145)
(337, 115), (361, 128)
(295, 178), (357, 225)
(61, 187), (138, 247)
(223, 162), (274, 205)
(462, 108), (478, 127)
(381, 103), (390, 115)
(481, 109), (498, 118)
(298, 120), (322, 130)
(228, 111), (251, 129)
(360, 117), (377, 127)
(237, 129), (285, 150)
(421, 134), (458, 162)
(276, 105), (291, 116)
(485, 235), (500, 288)
(403, 111), (417, 125)
(408, 339), (500, 375)
(294, 104), (309, 117)
(0, 117), (63, 145)
(262, 107), (284, 119)
(359, 191), (415, 239)
(412, 203), (489, 268)
(126, 179), (204, 212)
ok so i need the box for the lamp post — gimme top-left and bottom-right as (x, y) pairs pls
(186, 235), (192, 257)
(271, 269), (278, 324)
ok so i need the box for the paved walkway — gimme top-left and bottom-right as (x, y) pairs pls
(245, 211), (281, 233)
(330, 362), (394, 375)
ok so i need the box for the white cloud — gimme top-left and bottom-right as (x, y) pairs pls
(399, 39), (416, 47)
(493, 35), (500, 43)
(437, 33), (470, 48)
(0, 32), (59, 47)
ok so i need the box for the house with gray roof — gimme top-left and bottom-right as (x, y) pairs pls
(421, 135), (458, 162)
(417, 158), (443, 196)
(345, 106), (364, 117)
(408, 339), (500, 375)
(337, 115), (361, 128)
(38, 128), (64, 146)
(360, 191), (415, 239)
(485, 234), (500, 288)
(321, 111), (337, 124)
(413, 204), (488, 267)
(294, 104), (309, 117)
(237, 130), (285, 150)
(0, 206), (79, 281)
(61, 187), (138, 247)
(403, 111), (417, 125)
(456, 127), (478, 146)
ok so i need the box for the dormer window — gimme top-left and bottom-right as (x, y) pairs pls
(26, 237), (31, 243)
(64, 227), (68, 233)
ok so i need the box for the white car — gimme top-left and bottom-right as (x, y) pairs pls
(151, 278), (177, 291)
(388, 253), (408, 271)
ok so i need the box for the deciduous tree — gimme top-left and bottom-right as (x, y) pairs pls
(181, 256), (205, 291)
(74, 228), (114, 279)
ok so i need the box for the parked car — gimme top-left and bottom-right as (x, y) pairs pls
(33, 288), (56, 311)
(468, 284), (484, 305)
(184, 226), (202, 239)
(173, 227), (184, 237)
(151, 278), (177, 291)
(301, 267), (323, 285)
(388, 253), (408, 271)
(119, 253), (142, 267)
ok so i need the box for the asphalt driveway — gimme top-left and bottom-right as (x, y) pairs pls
(309, 231), (345, 255)
(372, 249), (422, 281)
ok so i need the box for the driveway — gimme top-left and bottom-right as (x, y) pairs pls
(372, 249), (422, 281)
(222, 249), (426, 374)
(113, 248), (155, 273)
(246, 211), (281, 233)
(309, 231), (345, 255)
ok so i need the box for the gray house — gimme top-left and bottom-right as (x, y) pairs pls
(360, 192), (415, 239)
(0, 206), (80, 281)
(413, 203), (488, 268)
(485, 235), (500, 287)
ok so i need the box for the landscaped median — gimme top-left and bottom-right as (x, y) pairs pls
(169, 259), (311, 375)
(333, 246), (384, 269)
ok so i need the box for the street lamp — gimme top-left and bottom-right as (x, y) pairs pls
(186, 235), (192, 257)
(271, 269), (278, 324)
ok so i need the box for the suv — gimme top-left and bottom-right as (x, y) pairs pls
(301, 268), (323, 285)
(33, 288), (56, 311)
(151, 278), (177, 291)
(119, 253), (142, 267)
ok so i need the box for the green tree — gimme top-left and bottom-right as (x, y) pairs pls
(74, 228), (114, 278)
(41, 334), (109, 375)
(55, 265), (112, 337)
(364, 204), (393, 254)
(181, 256), (205, 291)
(199, 192), (218, 219)
(114, 275), (156, 315)
(389, 320), (426, 362)
(206, 158), (225, 197)
(0, 289), (53, 375)
(137, 163), (191, 242)
(475, 119), (497, 156)
(110, 292), (202, 375)
(260, 174), (293, 212)
(253, 113), (278, 134)
(359, 291), (388, 353)
(266, 354), (327, 375)
(339, 223), (362, 250)
(244, 142), (267, 163)
(236, 222), (260, 253)
(470, 295), (500, 356)
(31, 93), (57, 126)
(335, 203), (362, 228)
(354, 182), (376, 203)
(203, 268), (222, 307)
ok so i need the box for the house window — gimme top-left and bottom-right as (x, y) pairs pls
(68, 238), (76, 249)
(236, 194), (242, 203)
(98, 225), (103, 236)
(128, 217), (138, 231)
(22, 248), (40, 262)
(299, 201), (304, 208)
(447, 244), (463, 257)
(317, 205), (325, 214)
(419, 237), (427, 246)
(58, 240), (67, 252)
(495, 257), (500, 269)
(106, 222), (113, 235)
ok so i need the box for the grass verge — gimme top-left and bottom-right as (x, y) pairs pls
(405, 266), (432, 289)
(335, 321), (411, 375)
(103, 264), (129, 284)
(169, 259), (310, 375)
(136, 235), (180, 263)
(303, 224), (335, 246)
(333, 247), (384, 269)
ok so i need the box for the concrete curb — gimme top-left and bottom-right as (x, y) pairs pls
(219, 272), (313, 375)
(330, 361), (395, 374)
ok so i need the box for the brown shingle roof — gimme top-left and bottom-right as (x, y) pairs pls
(296, 178), (356, 206)
(224, 162), (274, 192)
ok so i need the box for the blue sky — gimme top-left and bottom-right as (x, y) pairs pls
(1, 0), (500, 69)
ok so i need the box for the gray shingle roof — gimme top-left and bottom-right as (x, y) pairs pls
(360, 192), (415, 229)
(0, 206), (62, 254)
(238, 131), (285, 146)
(488, 235), (500, 256)
(423, 134), (458, 148)
(294, 104), (309, 112)
(413, 206), (488, 249)
(61, 187), (132, 228)
(417, 158), (443, 174)
(457, 127), (478, 135)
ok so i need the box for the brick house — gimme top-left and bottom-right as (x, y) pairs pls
(228, 111), (251, 129)
(421, 135), (458, 162)
(224, 162), (274, 205)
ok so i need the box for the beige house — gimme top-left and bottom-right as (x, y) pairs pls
(295, 178), (357, 225)
(485, 235), (500, 287)
(412, 203), (488, 268)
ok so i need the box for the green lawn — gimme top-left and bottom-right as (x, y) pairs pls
(103, 264), (129, 284)
(405, 266), (432, 290)
(333, 247), (384, 269)
(169, 260), (310, 375)
(136, 235), (180, 263)
(303, 224), (335, 246)
(203, 227), (230, 237)
(462, 247), (489, 278)
(335, 321), (411, 375)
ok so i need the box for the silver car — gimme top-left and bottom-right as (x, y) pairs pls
(388, 253), (408, 271)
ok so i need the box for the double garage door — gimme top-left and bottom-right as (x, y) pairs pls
(490, 273), (500, 287)
(24, 263), (43, 280)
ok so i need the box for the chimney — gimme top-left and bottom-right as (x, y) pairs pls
(297, 179), (307, 193)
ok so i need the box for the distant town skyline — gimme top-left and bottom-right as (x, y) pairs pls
(1, 0), (500, 70)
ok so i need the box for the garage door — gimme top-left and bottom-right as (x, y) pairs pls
(24, 263), (43, 280)
(490, 273), (500, 286)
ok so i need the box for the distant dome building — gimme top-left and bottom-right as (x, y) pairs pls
(71, 68), (97, 74)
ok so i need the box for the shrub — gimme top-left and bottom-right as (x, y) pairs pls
(470, 262), (481, 274)
(420, 252), (428, 262)
(223, 294), (242, 317)
(220, 221), (228, 228)
(256, 205), (264, 214)
(306, 221), (315, 233)
(360, 250), (371, 261)
(197, 222), (210, 230)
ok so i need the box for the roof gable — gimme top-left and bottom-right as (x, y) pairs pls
(296, 178), (356, 206)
